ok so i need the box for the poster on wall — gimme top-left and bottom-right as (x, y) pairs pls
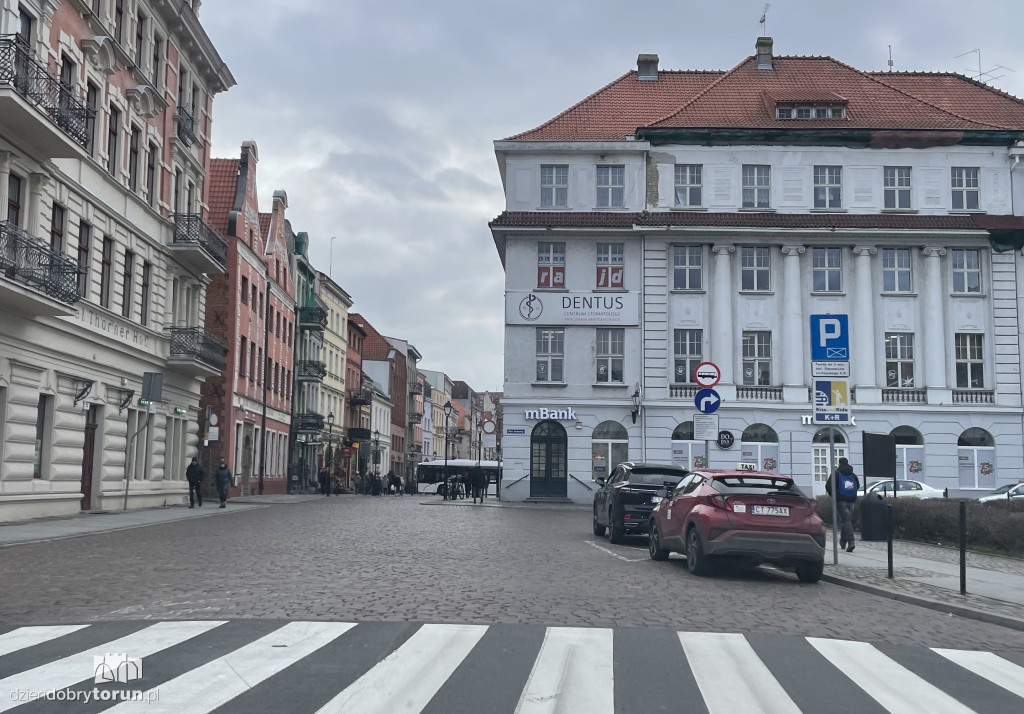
(896, 447), (924, 479)
(958, 452), (976, 488)
(977, 448), (996, 489)
(741, 443), (780, 473)
(672, 441), (707, 470)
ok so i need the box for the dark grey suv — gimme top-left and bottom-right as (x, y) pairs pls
(592, 462), (689, 544)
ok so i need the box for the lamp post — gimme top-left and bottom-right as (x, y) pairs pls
(325, 412), (334, 497)
(443, 400), (454, 500)
(372, 428), (381, 495)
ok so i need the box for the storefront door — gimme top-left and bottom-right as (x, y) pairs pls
(80, 406), (99, 510)
(530, 421), (567, 498)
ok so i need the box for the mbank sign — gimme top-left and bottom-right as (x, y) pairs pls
(524, 407), (578, 421)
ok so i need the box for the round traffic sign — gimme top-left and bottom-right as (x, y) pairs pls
(694, 362), (721, 388)
(694, 388), (722, 414)
(482, 419), (496, 435)
(209, 413), (218, 426)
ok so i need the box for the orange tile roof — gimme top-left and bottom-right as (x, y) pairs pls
(507, 54), (1024, 141)
(259, 213), (272, 241)
(207, 159), (238, 236)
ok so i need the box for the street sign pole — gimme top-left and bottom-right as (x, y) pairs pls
(830, 425), (838, 565)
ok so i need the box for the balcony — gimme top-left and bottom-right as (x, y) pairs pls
(0, 36), (93, 158)
(409, 382), (423, 395)
(669, 384), (698, 399)
(175, 105), (198, 146)
(167, 327), (226, 377)
(954, 389), (995, 405)
(408, 412), (422, 424)
(170, 214), (228, 275)
(293, 412), (325, 433)
(298, 305), (328, 330)
(736, 386), (783, 401)
(882, 388), (927, 404)
(0, 221), (82, 317)
(295, 359), (327, 382)
(349, 387), (372, 405)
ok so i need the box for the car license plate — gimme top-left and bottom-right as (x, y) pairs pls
(751, 505), (789, 516)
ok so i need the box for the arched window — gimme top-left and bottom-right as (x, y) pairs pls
(671, 421), (706, 469)
(890, 426), (924, 479)
(811, 427), (846, 483)
(958, 428), (995, 490)
(592, 421), (628, 481)
(739, 423), (779, 473)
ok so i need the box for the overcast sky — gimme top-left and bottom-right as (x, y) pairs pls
(200, 0), (1024, 393)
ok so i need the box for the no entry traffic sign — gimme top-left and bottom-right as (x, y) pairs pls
(694, 362), (721, 388)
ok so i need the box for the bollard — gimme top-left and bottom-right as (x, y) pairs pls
(886, 504), (894, 579)
(943, 488), (948, 498)
(959, 500), (967, 595)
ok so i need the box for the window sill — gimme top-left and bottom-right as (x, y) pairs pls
(881, 292), (918, 297)
(532, 287), (568, 293)
(950, 292), (987, 298)
(881, 209), (919, 214)
(739, 290), (775, 295)
(948, 210), (987, 215)
(810, 208), (848, 213)
(592, 287), (628, 292)
(670, 206), (707, 212)
(670, 289), (707, 295)
(592, 383), (628, 388)
(810, 292), (846, 296)
(532, 382), (567, 387)
(738, 208), (776, 212)
(592, 206), (628, 211)
(537, 206), (572, 211)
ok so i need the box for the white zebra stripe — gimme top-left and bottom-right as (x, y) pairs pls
(104, 621), (356, 713)
(932, 648), (1024, 700)
(0, 621), (225, 713)
(0, 625), (88, 658)
(808, 638), (976, 714)
(315, 623), (488, 714)
(515, 626), (614, 714)
(679, 632), (802, 714)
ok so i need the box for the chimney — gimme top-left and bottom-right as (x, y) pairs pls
(755, 36), (773, 70)
(637, 53), (659, 81)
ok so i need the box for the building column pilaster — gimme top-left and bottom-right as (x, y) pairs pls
(27, 172), (51, 240)
(781, 244), (806, 402)
(0, 152), (15, 222)
(921, 246), (952, 403)
(711, 243), (736, 400)
(853, 245), (880, 403)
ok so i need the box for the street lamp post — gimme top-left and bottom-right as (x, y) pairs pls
(443, 400), (454, 500)
(325, 412), (334, 497)
(372, 429), (381, 495)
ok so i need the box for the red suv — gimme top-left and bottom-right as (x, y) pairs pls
(648, 469), (826, 583)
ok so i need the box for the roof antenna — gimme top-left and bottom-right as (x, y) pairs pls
(759, 3), (770, 35)
(887, 45), (894, 72)
(955, 48), (1015, 84)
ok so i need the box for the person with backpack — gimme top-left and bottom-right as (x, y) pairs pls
(826, 457), (860, 552)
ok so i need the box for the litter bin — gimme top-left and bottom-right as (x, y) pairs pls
(859, 492), (889, 541)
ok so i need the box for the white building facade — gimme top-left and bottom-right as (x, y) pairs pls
(491, 40), (1024, 503)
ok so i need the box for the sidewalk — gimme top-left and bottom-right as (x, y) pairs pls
(822, 530), (1024, 632)
(0, 494), (325, 548)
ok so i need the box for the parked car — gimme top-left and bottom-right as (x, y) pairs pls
(865, 479), (944, 499)
(978, 483), (1024, 503)
(648, 469), (826, 583)
(593, 463), (689, 544)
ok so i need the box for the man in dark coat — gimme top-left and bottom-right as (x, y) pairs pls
(470, 465), (485, 504)
(826, 457), (861, 552)
(185, 457), (204, 508)
(215, 460), (232, 508)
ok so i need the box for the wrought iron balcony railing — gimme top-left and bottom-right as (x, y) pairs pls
(409, 382), (423, 395)
(168, 327), (226, 371)
(172, 214), (228, 266)
(295, 359), (327, 381)
(0, 221), (82, 304)
(408, 412), (422, 424)
(0, 36), (93, 148)
(298, 305), (328, 329)
(175, 105), (197, 146)
(349, 388), (372, 405)
(293, 412), (325, 432)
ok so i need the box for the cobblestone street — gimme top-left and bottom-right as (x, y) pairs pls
(2, 497), (1022, 654)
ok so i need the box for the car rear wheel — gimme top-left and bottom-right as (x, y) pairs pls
(608, 509), (625, 544)
(795, 560), (824, 584)
(686, 527), (711, 576)
(592, 506), (606, 537)
(648, 522), (669, 561)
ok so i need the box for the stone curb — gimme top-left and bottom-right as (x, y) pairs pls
(820, 573), (1024, 633)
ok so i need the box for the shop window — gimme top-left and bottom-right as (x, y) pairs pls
(890, 426), (924, 480)
(671, 421), (706, 469)
(957, 428), (995, 490)
(740, 423), (779, 473)
(592, 421), (628, 481)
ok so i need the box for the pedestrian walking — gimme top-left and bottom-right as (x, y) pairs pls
(826, 457), (860, 552)
(215, 459), (232, 508)
(319, 466), (330, 496)
(185, 457), (204, 508)
(470, 465), (484, 503)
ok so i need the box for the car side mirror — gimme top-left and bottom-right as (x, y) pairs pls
(656, 488), (668, 498)
(594, 477), (605, 486)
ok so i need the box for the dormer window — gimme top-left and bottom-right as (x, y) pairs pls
(776, 104), (846, 120)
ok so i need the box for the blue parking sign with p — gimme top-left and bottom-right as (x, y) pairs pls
(810, 315), (849, 361)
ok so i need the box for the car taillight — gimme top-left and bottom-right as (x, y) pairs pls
(707, 494), (731, 511)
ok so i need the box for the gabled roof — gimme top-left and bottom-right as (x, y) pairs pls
(207, 159), (239, 234)
(506, 48), (1024, 142)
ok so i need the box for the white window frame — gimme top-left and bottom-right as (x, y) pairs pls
(536, 327), (564, 383)
(883, 166), (912, 209)
(741, 331), (772, 386)
(740, 246), (770, 291)
(813, 445), (847, 483)
(540, 164), (568, 208)
(951, 248), (981, 294)
(812, 247), (842, 292)
(813, 166), (842, 209)
(884, 332), (915, 388)
(537, 241), (565, 288)
(954, 333), (984, 389)
(951, 167), (980, 211)
(882, 247), (912, 292)
(674, 164), (702, 207)
(673, 329), (703, 384)
(741, 165), (771, 208)
(596, 165), (625, 208)
(672, 245), (702, 291)
(596, 328), (624, 384)
(596, 242), (624, 288)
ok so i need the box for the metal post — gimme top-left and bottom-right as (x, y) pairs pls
(123, 401), (152, 510)
(887, 504), (894, 578)
(830, 426), (838, 565)
(443, 414), (450, 500)
(959, 500), (967, 595)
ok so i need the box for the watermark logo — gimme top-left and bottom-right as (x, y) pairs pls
(94, 654), (143, 684)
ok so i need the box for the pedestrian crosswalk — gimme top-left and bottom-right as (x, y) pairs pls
(0, 620), (1021, 713)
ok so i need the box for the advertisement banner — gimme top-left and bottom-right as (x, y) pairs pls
(506, 291), (640, 326)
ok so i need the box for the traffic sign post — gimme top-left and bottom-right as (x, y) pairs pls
(694, 388), (722, 414)
(813, 379), (851, 424)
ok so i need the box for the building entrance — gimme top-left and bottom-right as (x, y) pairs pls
(530, 420), (567, 498)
